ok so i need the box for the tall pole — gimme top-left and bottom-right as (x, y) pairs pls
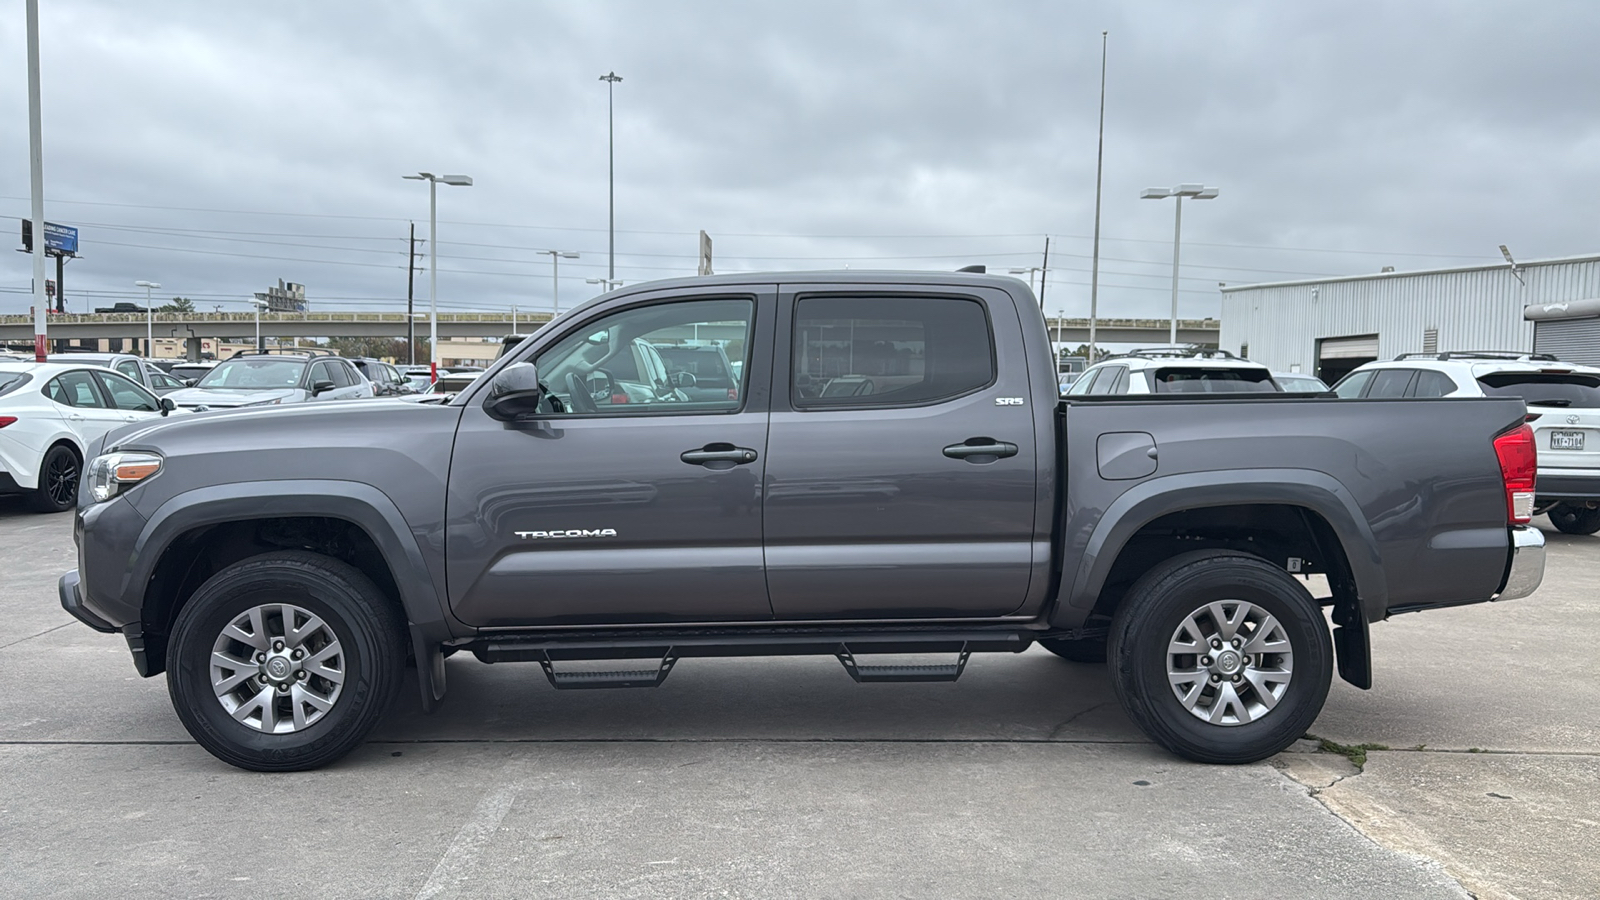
(600, 72), (623, 282)
(553, 253), (560, 314)
(254, 302), (262, 350)
(1088, 30), (1108, 360)
(1038, 236), (1050, 308)
(428, 178), (438, 381)
(145, 284), (153, 352)
(406, 221), (416, 366)
(1169, 195), (1183, 346)
(26, 0), (48, 361)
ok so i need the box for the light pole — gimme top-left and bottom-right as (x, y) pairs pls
(135, 281), (160, 356)
(403, 172), (473, 381)
(599, 71), (623, 283)
(538, 250), (580, 315)
(250, 298), (269, 350)
(1008, 267), (1045, 296)
(1140, 183), (1218, 345)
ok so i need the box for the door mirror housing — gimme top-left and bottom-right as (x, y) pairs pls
(669, 370), (698, 389)
(160, 397), (176, 416)
(485, 363), (545, 421)
(312, 379), (336, 396)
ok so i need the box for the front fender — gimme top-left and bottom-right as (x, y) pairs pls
(1055, 468), (1387, 626)
(125, 479), (452, 640)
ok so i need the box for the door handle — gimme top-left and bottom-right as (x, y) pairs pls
(66, 414), (85, 421)
(943, 438), (1019, 462)
(681, 443), (759, 469)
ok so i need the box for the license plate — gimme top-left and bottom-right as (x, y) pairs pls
(1551, 431), (1585, 451)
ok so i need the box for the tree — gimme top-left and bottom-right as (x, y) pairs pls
(159, 297), (195, 313)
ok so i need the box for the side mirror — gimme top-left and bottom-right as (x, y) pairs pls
(183, 378), (197, 387)
(669, 370), (698, 389)
(312, 380), (336, 396)
(160, 397), (176, 416)
(485, 363), (544, 421)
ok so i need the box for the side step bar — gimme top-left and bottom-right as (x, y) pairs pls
(474, 631), (1017, 690)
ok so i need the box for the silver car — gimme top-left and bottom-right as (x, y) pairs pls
(163, 350), (374, 410)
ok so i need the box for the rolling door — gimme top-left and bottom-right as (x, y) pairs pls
(1317, 334), (1379, 384)
(1533, 319), (1600, 366)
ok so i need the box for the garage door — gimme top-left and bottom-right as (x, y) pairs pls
(1318, 335), (1380, 358)
(1534, 319), (1600, 366)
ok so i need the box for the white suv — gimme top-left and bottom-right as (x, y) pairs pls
(1333, 352), (1600, 534)
(1065, 348), (1281, 396)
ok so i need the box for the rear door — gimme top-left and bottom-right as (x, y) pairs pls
(445, 285), (777, 626)
(43, 370), (124, 443)
(764, 284), (1039, 618)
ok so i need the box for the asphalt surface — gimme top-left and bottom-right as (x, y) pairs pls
(0, 496), (1593, 899)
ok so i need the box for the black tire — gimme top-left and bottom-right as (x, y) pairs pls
(28, 443), (79, 513)
(1548, 503), (1600, 535)
(1108, 550), (1332, 765)
(166, 551), (406, 772)
(1038, 635), (1108, 664)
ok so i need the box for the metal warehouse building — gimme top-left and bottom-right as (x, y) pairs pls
(1218, 253), (1600, 383)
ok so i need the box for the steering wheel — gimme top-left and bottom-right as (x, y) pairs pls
(564, 372), (599, 413)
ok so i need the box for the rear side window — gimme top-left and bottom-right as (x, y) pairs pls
(46, 371), (104, 408)
(0, 373), (29, 397)
(1065, 368), (1100, 395)
(793, 296), (994, 408)
(1151, 367), (1278, 393)
(115, 360), (143, 380)
(1332, 370), (1374, 398)
(1409, 370), (1457, 398)
(1087, 365), (1123, 395)
(1478, 372), (1600, 408)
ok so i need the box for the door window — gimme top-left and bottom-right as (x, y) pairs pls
(1065, 368), (1100, 395)
(115, 360), (143, 381)
(791, 296), (993, 408)
(93, 372), (159, 411)
(1367, 369), (1416, 398)
(308, 361), (335, 388)
(534, 298), (754, 415)
(329, 362), (355, 388)
(45, 371), (105, 408)
(1087, 365), (1124, 395)
(1408, 370), (1458, 398)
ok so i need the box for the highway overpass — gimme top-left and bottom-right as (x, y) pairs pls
(0, 310), (1221, 347)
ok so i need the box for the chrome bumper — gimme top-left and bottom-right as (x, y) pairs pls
(1495, 526), (1546, 601)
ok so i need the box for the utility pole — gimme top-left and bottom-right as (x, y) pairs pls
(600, 71), (623, 282)
(406, 221), (417, 365)
(1038, 236), (1050, 308)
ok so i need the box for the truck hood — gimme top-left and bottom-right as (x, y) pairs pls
(164, 387), (299, 409)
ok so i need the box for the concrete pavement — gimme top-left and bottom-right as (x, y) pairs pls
(1, 496), (1593, 897)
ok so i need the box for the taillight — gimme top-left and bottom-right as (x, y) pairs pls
(1493, 424), (1537, 524)
(610, 393), (630, 405)
(0, 416), (15, 428)
(727, 388), (739, 400)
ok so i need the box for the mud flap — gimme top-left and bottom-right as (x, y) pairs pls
(410, 624), (447, 713)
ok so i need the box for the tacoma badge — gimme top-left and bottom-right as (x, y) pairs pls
(516, 528), (619, 539)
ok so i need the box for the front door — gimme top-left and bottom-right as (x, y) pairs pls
(763, 285), (1040, 618)
(445, 287), (776, 626)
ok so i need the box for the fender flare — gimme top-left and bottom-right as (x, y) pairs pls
(127, 479), (454, 642)
(1055, 468), (1387, 626)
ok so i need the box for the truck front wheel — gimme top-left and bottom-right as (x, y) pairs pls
(1108, 550), (1332, 765)
(166, 551), (407, 772)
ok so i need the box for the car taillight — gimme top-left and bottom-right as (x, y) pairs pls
(728, 388), (739, 400)
(0, 416), (15, 428)
(611, 393), (630, 404)
(1493, 424), (1537, 524)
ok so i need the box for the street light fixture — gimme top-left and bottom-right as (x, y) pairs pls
(1141, 183), (1219, 345)
(586, 277), (623, 293)
(599, 71), (623, 283)
(1008, 267), (1045, 296)
(403, 172), (473, 381)
(538, 249), (580, 315)
(135, 281), (160, 357)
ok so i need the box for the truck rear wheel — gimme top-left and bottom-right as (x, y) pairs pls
(1108, 550), (1332, 765)
(1548, 503), (1600, 535)
(166, 551), (406, 772)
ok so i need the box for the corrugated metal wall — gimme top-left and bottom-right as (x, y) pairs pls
(1218, 256), (1600, 373)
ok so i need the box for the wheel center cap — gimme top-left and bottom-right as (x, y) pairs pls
(1216, 650), (1241, 674)
(265, 656), (292, 680)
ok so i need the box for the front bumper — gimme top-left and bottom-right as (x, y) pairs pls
(1495, 526), (1545, 601)
(58, 569), (116, 633)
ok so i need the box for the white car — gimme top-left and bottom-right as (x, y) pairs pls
(1332, 352), (1600, 534)
(1065, 348), (1280, 396)
(0, 361), (181, 513)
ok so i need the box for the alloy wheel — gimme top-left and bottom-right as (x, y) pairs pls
(1166, 599), (1294, 726)
(210, 602), (345, 733)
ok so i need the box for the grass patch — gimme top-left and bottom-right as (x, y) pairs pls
(1311, 736), (1391, 769)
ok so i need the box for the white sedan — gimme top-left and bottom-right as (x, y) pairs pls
(0, 361), (181, 513)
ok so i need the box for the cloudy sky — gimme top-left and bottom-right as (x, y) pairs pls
(2, 0), (1598, 324)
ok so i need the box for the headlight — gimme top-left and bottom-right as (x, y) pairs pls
(86, 451), (163, 503)
(243, 398), (283, 407)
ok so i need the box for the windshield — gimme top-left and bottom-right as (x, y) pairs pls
(195, 358), (306, 390)
(1477, 372), (1600, 408)
(1151, 367), (1280, 393)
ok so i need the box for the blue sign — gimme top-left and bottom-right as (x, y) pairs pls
(44, 222), (78, 254)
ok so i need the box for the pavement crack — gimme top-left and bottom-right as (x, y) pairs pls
(1047, 702), (1109, 739)
(0, 622), (72, 651)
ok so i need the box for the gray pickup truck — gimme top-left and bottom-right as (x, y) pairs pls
(58, 271), (1545, 771)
